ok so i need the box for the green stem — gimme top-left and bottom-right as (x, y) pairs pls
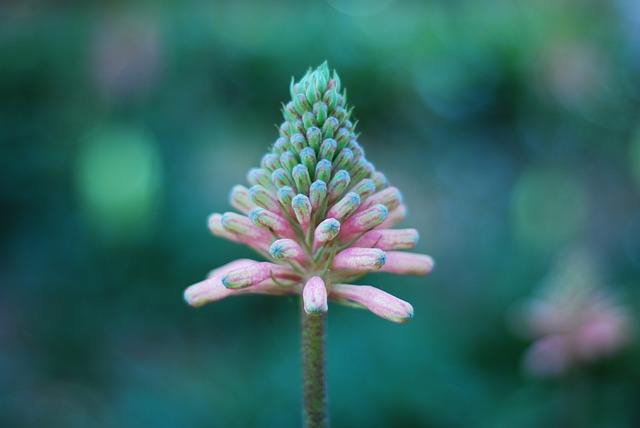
(301, 300), (328, 428)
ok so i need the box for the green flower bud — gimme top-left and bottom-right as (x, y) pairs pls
(328, 170), (350, 202)
(261, 153), (282, 172)
(313, 102), (328, 126)
(321, 117), (339, 139)
(309, 180), (327, 211)
(306, 126), (322, 151)
(302, 111), (317, 129)
(280, 151), (298, 172)
(292, 164), (311, 195)
(294, 93), (311, 115)
(247, 168), (272, 188)
(315, 159), (332, 183)
(319, 139), (337, 161)
(289, 133), (306, 155)
(272, 168), (294, 189)
(300, 147), (317, 173)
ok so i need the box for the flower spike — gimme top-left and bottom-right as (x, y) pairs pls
(185, 63), (433, 324)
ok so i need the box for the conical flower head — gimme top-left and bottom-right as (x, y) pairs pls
(184, 62), (434, 323)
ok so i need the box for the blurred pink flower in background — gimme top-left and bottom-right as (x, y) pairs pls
(91, 12), (162, 101)
(515, 247), (632, 377)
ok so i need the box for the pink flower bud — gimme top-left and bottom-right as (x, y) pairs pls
(220, 212), (272, 247)
(247, 168), (272, 188)
(270, 239), (306, 263)
(250, 207), (296, 238)
(378, 252), (434, 275)
(332, 247), (386, 271)
(309, 180), (327, 211)
(292, 164), (311, 194)
(229, 185), (255, 215)
(328, 170), (350, 202)
(353, 229), (419, 250)
(327, 192), (361, 221)
(314, 218), (341, 250)
(222, 262), (296, 289)
(339, 204), (388, 240)
(208, 213), (241, 242)
(315, 159), (332, 183)
(292, 194), (312, 228)
(250, 185), (281, 213)
(361, 186), (403, 211)
(330, 284), (414, 323)
(303, 276), (328, 314)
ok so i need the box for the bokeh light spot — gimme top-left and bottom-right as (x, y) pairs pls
(75, 125), (163, 244)
(510, 168), (588, 253)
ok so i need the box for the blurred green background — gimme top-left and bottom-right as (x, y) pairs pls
(2, 0), (640, 426)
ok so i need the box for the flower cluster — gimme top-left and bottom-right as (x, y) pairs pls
(184, 63), (434, 323)
(517, 247), (631, 376)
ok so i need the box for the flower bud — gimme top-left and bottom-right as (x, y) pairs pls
(272, 168), (294, 189)
(371, 171), (388, 190)
(350, 178), (376, 200)
(292, 164), (311, 194)
(327, 192), (360, 221)
(309, 180), (327, 211)
(315, 159), (332, 183)
(279, 151), (298, 171)
(353, 228), (419, 250)
(377, 204), (406, 229)
(303, 276), (328, 314)
(330, 284), (413, 323)
(332, 247), (386, 271)
(250, 207), (295, 238)
(185, 259), (256, 306)
(302, 111), (317, 129)
(333, 148), (354, 171)
(313, 101), (328, 126)
(325, 90), (339, 111)
(208, 213), (241, 242)
(292, 194), (312, 228)
(327, 170), (350, 202)
(306, 126), (322, 151)
(314, 218), (341, 246)
(261, 153), (282, 172)
(279, 121), (292, 138)
(277, 185), (295, 208)
(339, 204), (388, 239)
(335, 128), (351, 150)
(347, 140), (364, 158)
(229, 185), (255, 215)
(364, 186), (403, 211)
(333, 106), (347, 123)
(250, 185), (280, 212)
(289, 133), (306, 155)
(284, 101), (298, 122)
(247, 168), (272, 188)
(272, 137), (288, 154)
(378, 252), (434, 275)
(319, 138), (337, 161)
(221, 212), (272, 245)
(300, 147), (317, 172)
(269, 239), (306, 263)
(306, 85), (321, 105)
(294, 93), (311, 115)
(222, 262), (290, 289)
(322, 116), (340, 138)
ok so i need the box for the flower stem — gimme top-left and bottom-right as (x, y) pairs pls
(301, 300), (328, 428)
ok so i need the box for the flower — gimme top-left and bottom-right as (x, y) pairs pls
(184, 62), (434, 323)
(515, 247), (632, 376)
